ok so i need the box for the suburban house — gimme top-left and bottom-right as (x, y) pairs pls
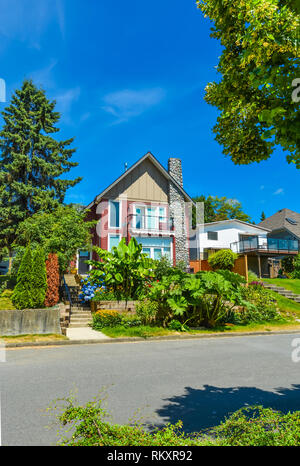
(79, 152), (194, 275)
(190, 210), (300, 278)
(191, 219), (270, 260)
(258, 208), (300, 246)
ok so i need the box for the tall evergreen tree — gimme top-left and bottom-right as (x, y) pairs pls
(32, 248), (47, 308)
(0, 79), (81, 272)
(11, 245), (33, 310)
(260, 211), (266, 222)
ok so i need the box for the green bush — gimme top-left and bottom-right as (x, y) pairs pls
(51, 396), (300, 446)
(135, 298), (159, 325)
(292, 254), (300, 279)
(168, 319), (189, 332)
(120, 314), (142, 328)
(31, 248), (47, 308)
(229, 283), (280, 324)
(88, 238), (157, 301)
(208, 249), (238, 271)
(1, 289), (13, 298)
(12, 245), (34, 309)
(92, 310), (122, 330)
(211, 406), (300, 446)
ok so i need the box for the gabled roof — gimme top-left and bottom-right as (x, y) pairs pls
(197, 219), (270, 232)
(258, 208), (300, 239)
(85, 151), (194, 209)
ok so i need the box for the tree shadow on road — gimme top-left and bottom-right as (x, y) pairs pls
(154, 384), (300, 433)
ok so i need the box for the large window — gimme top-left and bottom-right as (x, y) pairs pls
(135, 237), (172, 261)
(134, 205), (167, 230)
(109, 200), (120, 228)
(109, 234), (121, 251)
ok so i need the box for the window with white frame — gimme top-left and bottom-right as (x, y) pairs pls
(109, 200), (120, 228)
(135, 236), (172, 261)
(108, 234), (121, 251)
(134, 205), (167, 230)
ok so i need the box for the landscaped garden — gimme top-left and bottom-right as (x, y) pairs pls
(75, 240), (300, 339)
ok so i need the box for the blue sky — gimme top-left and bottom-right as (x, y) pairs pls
(0, 0), (298, 223)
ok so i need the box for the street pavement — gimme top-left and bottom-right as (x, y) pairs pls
(1, 333), (300, 446)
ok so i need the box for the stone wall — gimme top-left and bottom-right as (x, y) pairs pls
(168, 158), (189, 267)
(91, 301), (137, 313)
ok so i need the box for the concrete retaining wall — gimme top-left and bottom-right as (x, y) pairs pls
(0, 307), (62, 336)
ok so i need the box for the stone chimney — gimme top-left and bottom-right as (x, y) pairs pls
(167, 157), (189, 268)
(168, 158), (183, 187)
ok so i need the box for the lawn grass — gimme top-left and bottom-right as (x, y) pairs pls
(263, 278), (300, 295)
(0, 334), (68, 344)
(267, 290), (300, 317)
(0, 297), (15, 310)
(100, 319), (300, 339)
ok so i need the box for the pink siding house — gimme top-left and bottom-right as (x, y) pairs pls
(78, 152), (194, 274)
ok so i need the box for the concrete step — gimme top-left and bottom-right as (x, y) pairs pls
(69, 324), (91, 328)
(71, 313), (92, 318)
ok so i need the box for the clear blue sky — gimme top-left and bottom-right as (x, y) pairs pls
(0, 0), (298, 223)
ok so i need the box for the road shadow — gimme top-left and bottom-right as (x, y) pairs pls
(153, 384), (300, 433)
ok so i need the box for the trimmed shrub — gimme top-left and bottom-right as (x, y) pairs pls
(12, 245), (33, 310)
(208, 249), (238, 271)
(32, 248), (47, 308)
(92, 310), (122, 330)
(45, 253), (60, 307)
(135, 298), (159, 325)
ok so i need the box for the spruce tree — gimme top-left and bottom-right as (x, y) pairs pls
(260, 211), (266, 222)
(0, 79), (81, 272)
(12, 245), (33, 310)
(32, 248), (47, 308)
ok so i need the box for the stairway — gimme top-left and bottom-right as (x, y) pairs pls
(68, 306), (93, 328)
(263, 283), (300, 303)
(63, 274), (92, 328)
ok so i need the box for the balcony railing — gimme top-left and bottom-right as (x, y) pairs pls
(128, 214), (174, 232)
(231, 236), (300, 254)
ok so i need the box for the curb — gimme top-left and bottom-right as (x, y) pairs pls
(3, 329), (300, 348)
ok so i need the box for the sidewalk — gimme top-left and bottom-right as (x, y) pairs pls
(66, 327), (110, 340)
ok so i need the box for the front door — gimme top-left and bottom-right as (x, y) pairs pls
(78, 250), (90, 275)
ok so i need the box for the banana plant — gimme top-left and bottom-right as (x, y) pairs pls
(87, 238), (157, 302)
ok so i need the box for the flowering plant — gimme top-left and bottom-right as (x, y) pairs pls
(79, 275), (105, 303)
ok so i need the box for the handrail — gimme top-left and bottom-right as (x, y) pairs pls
(63, 276), (72, 311)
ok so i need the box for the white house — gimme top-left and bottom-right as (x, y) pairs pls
(192, 219), (270, 260)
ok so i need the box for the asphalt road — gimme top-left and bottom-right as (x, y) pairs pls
(1, 334), (300, 446)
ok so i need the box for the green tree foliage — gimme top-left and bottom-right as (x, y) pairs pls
(31, 248), (47, 308)
(51, 395), (300, 446)
(260, 211), (266, 221)
(192, 195), (251, 224)
(88, 238), (157, 301)
(197, 0), (300, 167)
(208, 249), (238, 271)
(14, 205), (94, 272)
(12, 245), (33, 310)
(0, 80), (81, 271)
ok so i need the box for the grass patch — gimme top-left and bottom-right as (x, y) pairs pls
(100, 325), (176, 339)
(0, 334), (68, 344)
(263, 278), (300, 295)
(0, 297), (15, 310)
(99, 319), (300, 339)
(267, 289), (300, 317)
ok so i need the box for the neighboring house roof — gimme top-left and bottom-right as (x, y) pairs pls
(258, 208), (300, 240)
(85, 151), (194, 209)
(197, 219), (271, 233)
